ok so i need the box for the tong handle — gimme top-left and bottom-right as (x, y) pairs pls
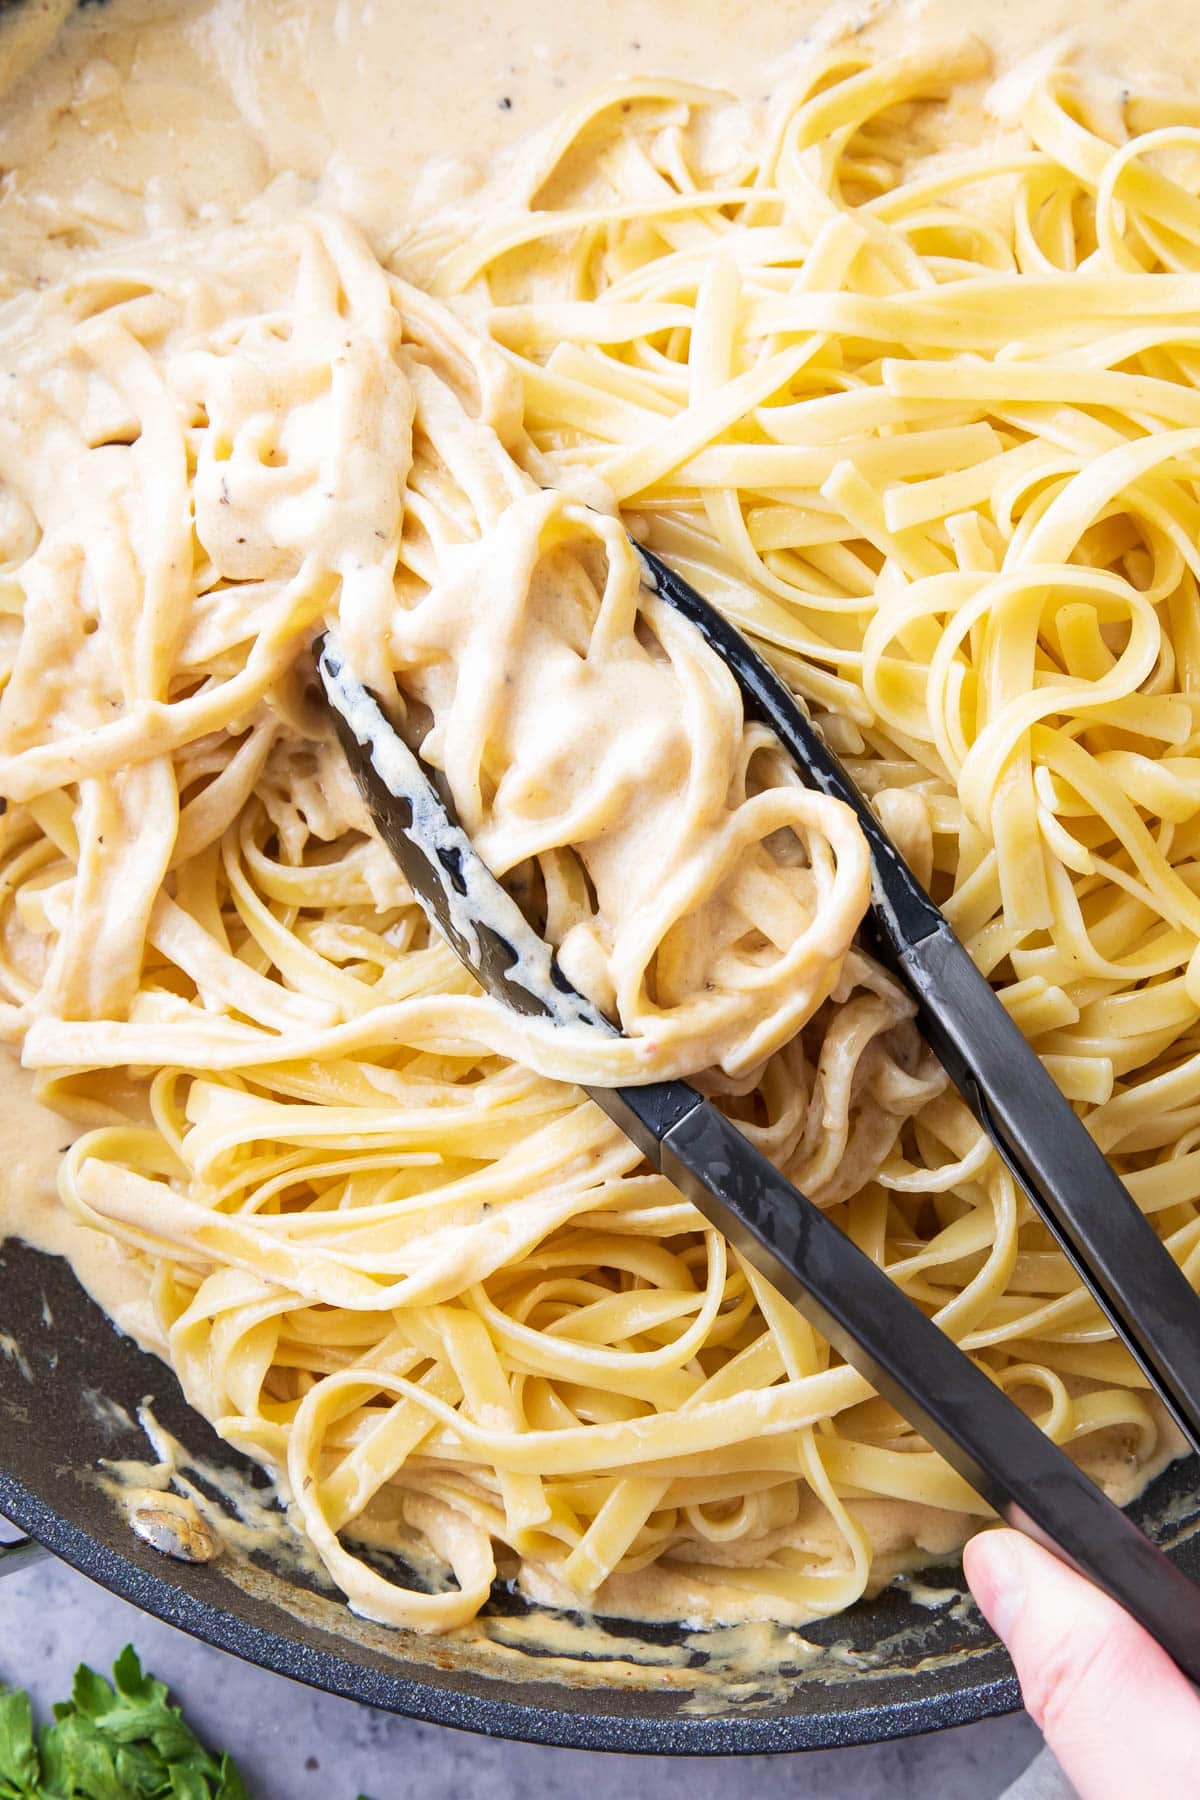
(639, 543), (1200, 1460)
(904, 928), (1200, 1456)
(654, 1098), (1200, 1686)
(319, 619), (1200, 1686)
(0, 1527), (49, 1579)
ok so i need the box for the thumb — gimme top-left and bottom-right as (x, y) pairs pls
(963, 1528), (1200, 1800)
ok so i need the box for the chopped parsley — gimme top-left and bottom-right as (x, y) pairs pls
(0, 1646), (249, 1799)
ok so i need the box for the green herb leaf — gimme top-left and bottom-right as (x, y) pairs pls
(212, 1756), (251, 1800)
(0, 1687), (40, 1798)
(167, 1769), (211, 1800)
(0, 1649), (252, 1800)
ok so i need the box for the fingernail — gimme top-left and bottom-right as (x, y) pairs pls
(966, 1531), (1026, 1645)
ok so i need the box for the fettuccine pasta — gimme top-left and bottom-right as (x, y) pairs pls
(3, 22), (1200, 1633)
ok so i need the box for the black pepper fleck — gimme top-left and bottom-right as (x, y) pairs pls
(499, 95), (512, 110)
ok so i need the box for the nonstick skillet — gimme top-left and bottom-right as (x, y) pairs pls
(4, 1238), (1200, 1753)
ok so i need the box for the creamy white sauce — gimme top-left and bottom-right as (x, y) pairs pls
(0, 0), (1197, 1634)
(1, 0), (1193, 1356)
(0, 1053), (165, 1350)
(2, 0), (1198, 293)
(318, 631), (611, 1033)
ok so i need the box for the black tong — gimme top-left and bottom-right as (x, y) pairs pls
(314, 543), (1200, 1682)
(639, 545), (1200, 1461)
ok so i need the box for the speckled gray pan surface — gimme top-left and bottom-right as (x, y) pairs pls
(2, 1239), (1199, 1757)
(1, 1544), (1048, 1798)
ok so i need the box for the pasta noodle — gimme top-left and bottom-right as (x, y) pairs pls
(4, 26), (1200, 1633)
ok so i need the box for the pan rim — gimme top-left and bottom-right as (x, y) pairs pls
(0, 1463), (1022, 1755)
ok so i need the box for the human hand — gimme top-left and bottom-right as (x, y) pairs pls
(963, 1528), (1200, 1799)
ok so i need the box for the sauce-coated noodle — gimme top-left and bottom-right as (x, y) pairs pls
(1, 21), (1199, 1631)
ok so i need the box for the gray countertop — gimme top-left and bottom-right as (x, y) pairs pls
(0, 1545), (1044, 1800)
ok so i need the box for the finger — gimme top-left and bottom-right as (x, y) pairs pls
(963, 1528), (1200, 1800)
